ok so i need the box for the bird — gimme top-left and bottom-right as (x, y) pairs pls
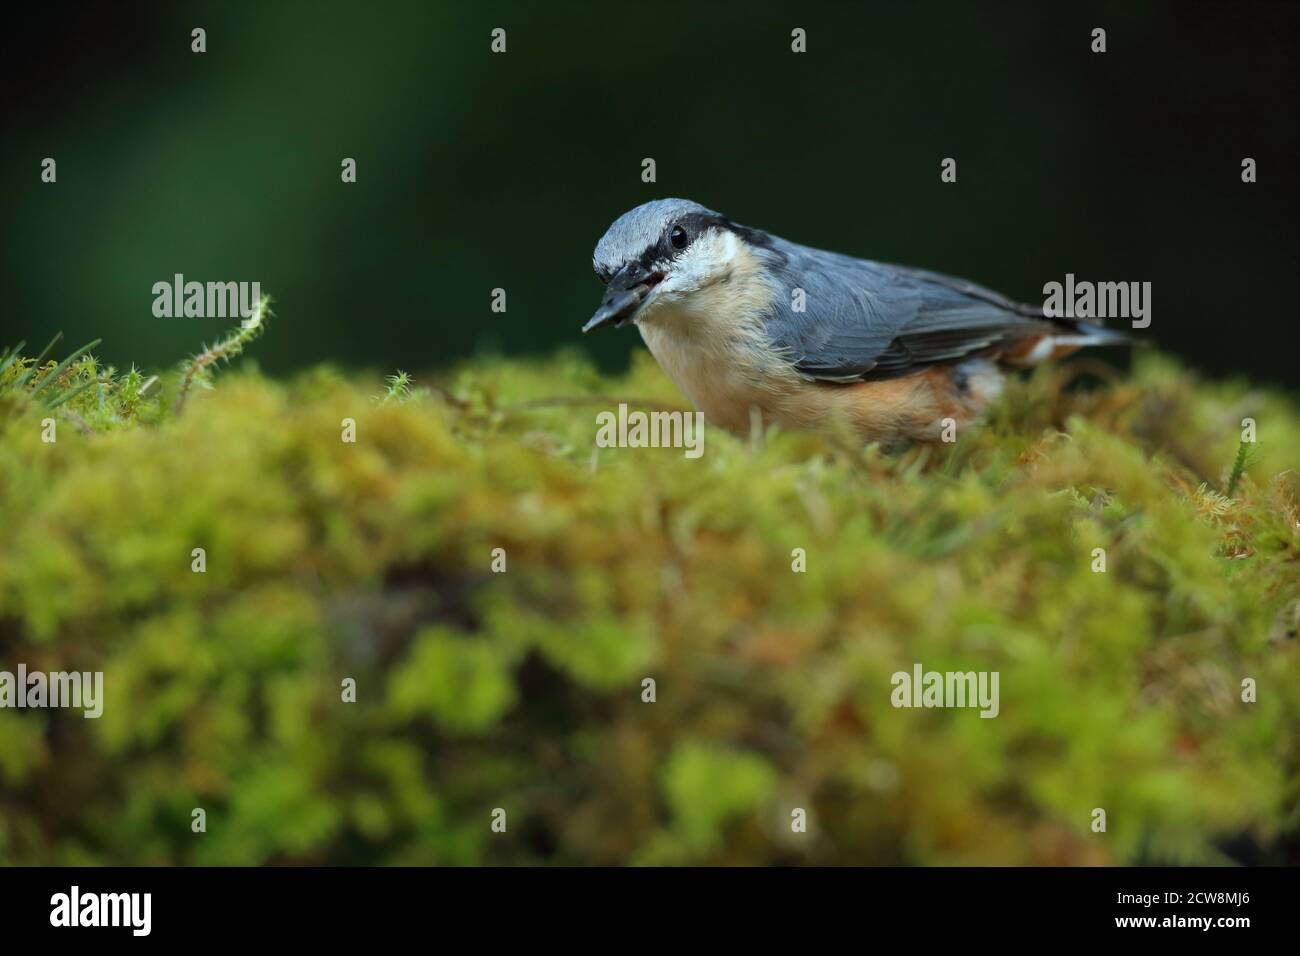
(583, 198), (1132, 445)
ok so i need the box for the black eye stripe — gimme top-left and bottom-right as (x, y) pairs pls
(678, 212), (775, 251)
(618, 212), (778, 276)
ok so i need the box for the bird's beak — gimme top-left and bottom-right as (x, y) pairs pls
(583, 265), (664, 333)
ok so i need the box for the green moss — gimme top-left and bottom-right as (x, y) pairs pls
(0, 329), (1296, 865)
(388, 627), (518, 733)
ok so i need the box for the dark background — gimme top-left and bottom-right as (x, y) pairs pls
(2, 1), (1296, 385)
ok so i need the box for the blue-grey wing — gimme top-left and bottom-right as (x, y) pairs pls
(757, 238), (1050, 382)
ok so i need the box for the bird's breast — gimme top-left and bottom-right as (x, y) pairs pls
(636, 285), (799, 433)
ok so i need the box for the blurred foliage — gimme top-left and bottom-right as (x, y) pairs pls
(0, 330), (1297, 865)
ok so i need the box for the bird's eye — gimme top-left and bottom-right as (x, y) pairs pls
(669, 225), (689, 250)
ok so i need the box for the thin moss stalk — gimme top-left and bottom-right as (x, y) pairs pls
(1225, 438), (1254, 498)
(175, 295), (270, 414)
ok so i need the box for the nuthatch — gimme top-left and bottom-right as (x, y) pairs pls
(584, 199), (1130, 443)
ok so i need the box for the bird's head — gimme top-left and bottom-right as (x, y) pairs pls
(584, 198), (762, 333)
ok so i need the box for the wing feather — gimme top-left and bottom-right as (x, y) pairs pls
(756, 237), (1053, 382)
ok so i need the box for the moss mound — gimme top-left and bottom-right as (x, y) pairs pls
(0, 337), (1297, 865)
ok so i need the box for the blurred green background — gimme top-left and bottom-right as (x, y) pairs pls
(2, 1), (1296, 384)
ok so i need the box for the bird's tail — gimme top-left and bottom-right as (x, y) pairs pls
(1002, 320), (1140, 368)
(1058, 319), (1140, 348)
